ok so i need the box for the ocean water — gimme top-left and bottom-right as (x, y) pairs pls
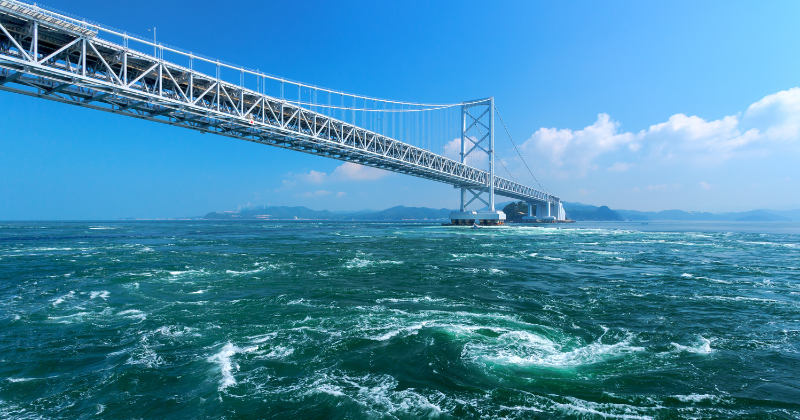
(1, 221), (799, 419)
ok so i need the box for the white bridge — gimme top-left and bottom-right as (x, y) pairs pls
(0, 0), (566, 223)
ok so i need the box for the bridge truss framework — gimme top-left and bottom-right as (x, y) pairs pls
(0, 0), (563, 213)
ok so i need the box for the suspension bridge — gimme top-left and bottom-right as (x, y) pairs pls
(0, 0), (566, 224)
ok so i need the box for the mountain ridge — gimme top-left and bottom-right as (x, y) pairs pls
(198, 203), (800, 222)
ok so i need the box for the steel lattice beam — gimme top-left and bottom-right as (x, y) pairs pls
(0, 0), (561, 206)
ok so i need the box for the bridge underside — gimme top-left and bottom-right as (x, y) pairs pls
(0, 0), (564, 215)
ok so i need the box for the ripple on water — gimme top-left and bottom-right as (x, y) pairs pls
(2, 221), (799, 418)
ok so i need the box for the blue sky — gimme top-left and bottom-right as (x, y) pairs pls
(1, 0), (799, 219)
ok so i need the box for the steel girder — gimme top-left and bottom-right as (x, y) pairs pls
(0, 1), (561, 206)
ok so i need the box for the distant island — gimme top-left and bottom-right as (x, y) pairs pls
(502, 202), (624, 222)
(194, 202), (799, 222)
(505, 201), (797, 222)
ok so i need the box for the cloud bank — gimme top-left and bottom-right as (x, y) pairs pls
(519, 87), (800, 178)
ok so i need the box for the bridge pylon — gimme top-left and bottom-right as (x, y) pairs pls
(449, 97), (507, 226)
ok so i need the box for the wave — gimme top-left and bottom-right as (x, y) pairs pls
(207, 342), (258, 391)
(125, 335), (163, 368)
(671, 336), (714, 354)
(463, 328), (644, 368)
(304, 372), (444, 417)
(89, 291), (109, 300)
(51, 291), (75, 307)
(5, 377), (39, 382)
(117, 309), (147, 321)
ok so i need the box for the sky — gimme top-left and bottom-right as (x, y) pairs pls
(1, 0), (799, 219)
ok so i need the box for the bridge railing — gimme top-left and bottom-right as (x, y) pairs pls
(0, 0), (560, 206)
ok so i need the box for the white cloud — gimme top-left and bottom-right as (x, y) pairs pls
(518, 87), (800, 178)
(443, 138), (461, 160)
(520, 113), (637, 178)
(607, 162), (634, 172)
(279, 162), (390, 190)
(336, 191), (346, 197)
(699, 181), (712, 190)
(742, 87), (800, 142)
(332, 162), (390, 181)
(301, 170), (327, 183)
(642, 114), (760, 163)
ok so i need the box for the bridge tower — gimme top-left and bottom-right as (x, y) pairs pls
(449, 97), (507, 226)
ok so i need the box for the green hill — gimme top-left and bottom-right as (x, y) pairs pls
(501, 201), (624, 221)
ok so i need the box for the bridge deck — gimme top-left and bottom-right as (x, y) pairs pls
(0, 0), (559, 205)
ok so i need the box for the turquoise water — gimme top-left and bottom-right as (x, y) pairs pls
(1, 221), (799, 419)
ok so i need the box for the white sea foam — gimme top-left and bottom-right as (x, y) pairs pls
(125, 336), (163, 368)
(287, 298), (316, 306)
(46, 311), (93, 323)
(305, 372), (443, 417)
(0, 400), (45, 420)
(539, 255), (563, 261)
(499, 405), (544, 413)
(51, 291), (75, 306)
(345, 258), (373, 268)
(551, 396), (655, 420)
(89, 291), (109, 300)
(258, 346), (294, 360)
(451, 252), (495, 260)
(370, 322), (428, 341)
(225, 267), (266, 276)
(155, 325), (200, 338)
(207, 342), (257, 391)
(463, 328), (644, 368)
(166, 269), (209, 280)
(189, 290), (205, 294)
(117, 309), (147, 321)
(672, 336), (714, 354)
(376, 296), (445, 304)
(577, 250), (621, 255)
(6, 377), (37, 382)
(673, 394), (723, 403)
(694, 295), (786, 305)
(249, 332), (277, 344)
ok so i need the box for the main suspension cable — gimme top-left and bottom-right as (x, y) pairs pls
(494, 105), (549, 195)
(470, 119), (517, 182)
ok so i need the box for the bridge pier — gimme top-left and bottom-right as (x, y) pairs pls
(519, 200), (568, 222)
(449, 210), (506, 226)
(449, 97), (506, 226)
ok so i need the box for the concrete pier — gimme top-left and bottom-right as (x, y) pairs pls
(449, 210), (506, 226)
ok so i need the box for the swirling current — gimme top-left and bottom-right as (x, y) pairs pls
(1, 221), (799, 419)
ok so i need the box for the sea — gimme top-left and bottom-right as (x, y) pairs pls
(1, 220), (799, 419)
